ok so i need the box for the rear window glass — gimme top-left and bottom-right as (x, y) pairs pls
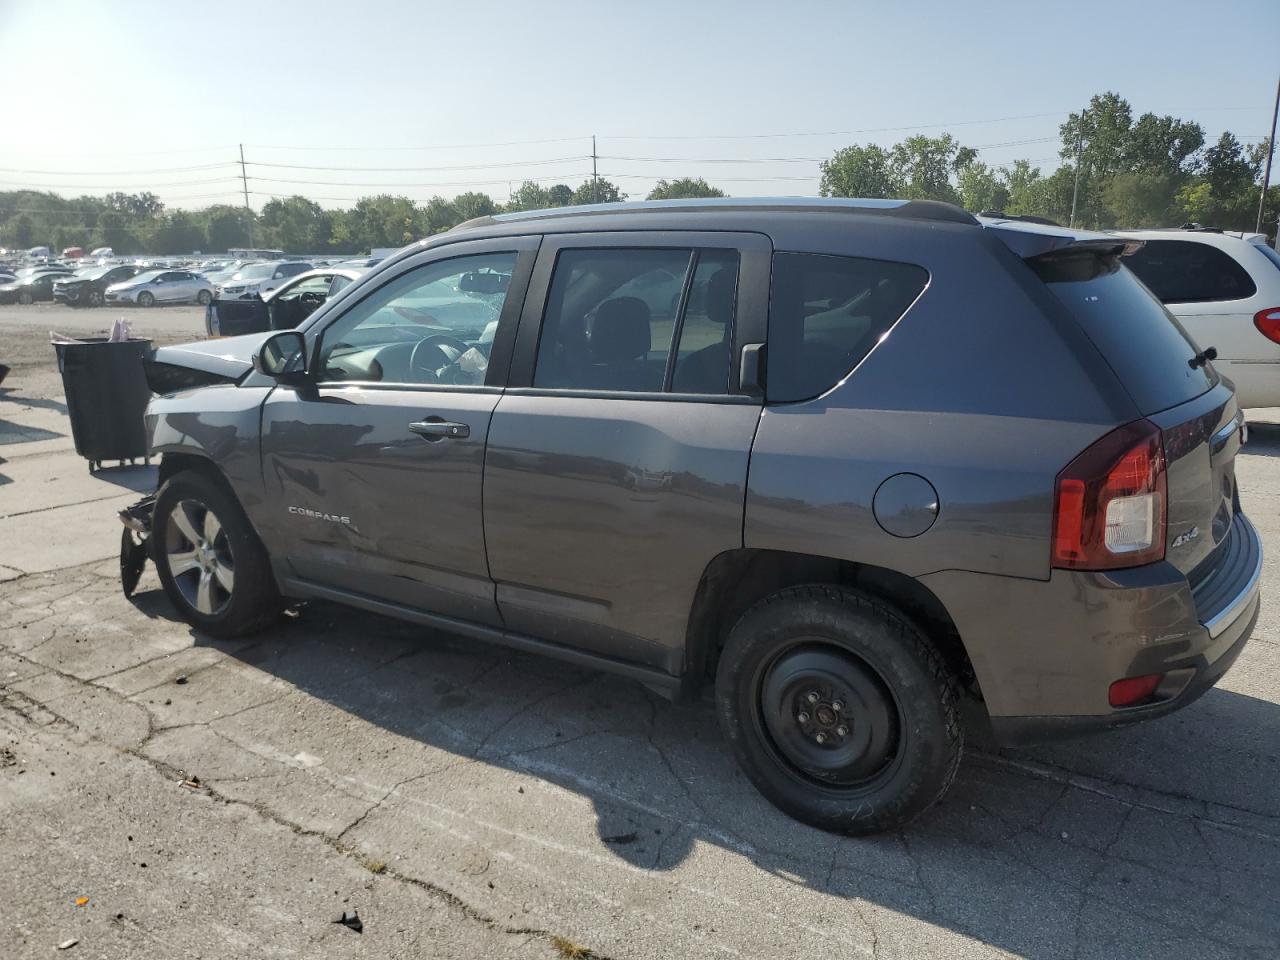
(767, 252), (928, 403)
(1042, 256), (1215, 414)
(1123, 239), (1256, 303)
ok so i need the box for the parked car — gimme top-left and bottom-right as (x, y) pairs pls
(206, 267), (364, 336)
(105, 269), (213, 306)
(1111, 226), (1280, 410)
(215, 260), (313, 300)
(135, 198), (1260, 834)
(53, 264), (143, 306)
(0, 270), (69, 304)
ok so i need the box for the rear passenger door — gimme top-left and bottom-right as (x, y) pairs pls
(483, 232), (770, 673)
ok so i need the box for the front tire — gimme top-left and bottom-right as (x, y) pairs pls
(87, 288), (104, 307)
(137, 291), (155, 307)
(716, 585), (962, 835)
(153, 469), (281, 638)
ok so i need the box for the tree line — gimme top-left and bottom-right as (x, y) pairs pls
(1, 90), (1274, 256)
(821, 91), (1276, 233)
(0, 176), (723, 256)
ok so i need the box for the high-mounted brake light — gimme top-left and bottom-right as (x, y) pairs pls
(1052, 420), (1167, 570)
(1254, 307), (1280, 345)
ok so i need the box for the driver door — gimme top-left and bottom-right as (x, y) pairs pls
(258, 237), (538, 625)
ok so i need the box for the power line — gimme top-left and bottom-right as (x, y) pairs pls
(598, 112), (1072, 141)
(246, 156), (589, 173)
(245, 135), (590, 152)
(245, 172), (591, 188)
(0, 177), (242, 190)
(0, 162), (238, 176)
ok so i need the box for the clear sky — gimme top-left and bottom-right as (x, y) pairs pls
(1, 0), (1277, 209)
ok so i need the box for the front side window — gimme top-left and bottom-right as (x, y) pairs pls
(317, 251), (516, 386)
(1123, 240), (1257, 303)
(767, 252), (928, 403)
(533, 247), (739, 395)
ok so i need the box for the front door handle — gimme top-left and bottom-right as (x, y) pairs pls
(408, 419), (469, 440)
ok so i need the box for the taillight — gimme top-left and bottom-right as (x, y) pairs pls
(1052, 420), (1167, 570)
(1254, 307), (1280, 344)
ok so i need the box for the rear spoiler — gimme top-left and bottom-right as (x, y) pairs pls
(979, 218), (1145, 261)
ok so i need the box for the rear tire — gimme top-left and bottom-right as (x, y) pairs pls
(137, 291), (154, 307)
(196, 289), (212, 306)
(716, 585), (962, 835)
(17, 291), (32, 305)
(153, 469), (281, 638)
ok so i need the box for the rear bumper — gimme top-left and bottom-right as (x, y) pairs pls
(989, 590), (1258, 744)
(920, 513), (1263, 745)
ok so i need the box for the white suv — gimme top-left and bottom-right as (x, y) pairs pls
(1113, 227), (1280, 411)
(215, 260), (312, 300)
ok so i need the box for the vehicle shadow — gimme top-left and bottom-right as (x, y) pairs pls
(1241, 420), (1280, 458)
(131, 591), (1280, 959)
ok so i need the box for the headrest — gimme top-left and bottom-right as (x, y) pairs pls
(705, 268), (736, 325)
(590, 296), (651, 363)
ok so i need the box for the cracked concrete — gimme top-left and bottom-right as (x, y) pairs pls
(3, 304), (1280, 959)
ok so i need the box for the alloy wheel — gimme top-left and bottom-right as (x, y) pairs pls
(164, 498), (235, 616)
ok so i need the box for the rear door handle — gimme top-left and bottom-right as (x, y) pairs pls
(408, 419), (469, 440)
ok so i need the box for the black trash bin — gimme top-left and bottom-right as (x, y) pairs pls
(53, 337), (153, 472)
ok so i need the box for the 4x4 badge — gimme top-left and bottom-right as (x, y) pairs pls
(1171, 526), (1199, 549)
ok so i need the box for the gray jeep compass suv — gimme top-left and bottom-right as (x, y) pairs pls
(134, 198), (1262, 834)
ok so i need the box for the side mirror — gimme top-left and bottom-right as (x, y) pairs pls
(254, 331), (308, 379)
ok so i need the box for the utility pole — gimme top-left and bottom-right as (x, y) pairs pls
(592, 135), (599, 204)
(1256, 71), (1280, 235)
(239, 143), (254, 248)
(1069, 116), (1084, 228)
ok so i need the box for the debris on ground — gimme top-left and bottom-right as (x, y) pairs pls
(332, 910), (363, 934)
(551, 935), (591, 958)
(178, 776), (201, 790)
(601, 832), (637, 845)
(74, 897), (89, 906)
(174, 675), (188, 685)
(55, 939), (78, 950)
(0, 747), (16, 768)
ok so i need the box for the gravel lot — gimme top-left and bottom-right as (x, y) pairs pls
(1, 302), (1278, 959)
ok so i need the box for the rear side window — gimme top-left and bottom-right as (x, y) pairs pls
(767, 252), (928, 403)
(1042, 257), (1214, 414)
(1123, 240), (1257, 303)
(533, 247), (739, 395)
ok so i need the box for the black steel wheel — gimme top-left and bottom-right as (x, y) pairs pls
(716, 585), (962, 835)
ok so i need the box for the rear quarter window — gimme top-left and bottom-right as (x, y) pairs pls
(1042, 256), (1215, 414)
(767, 252), (928, 403)
(1123, 239), (1257, 303)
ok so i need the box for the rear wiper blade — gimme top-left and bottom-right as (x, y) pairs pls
(1189, 346), (1217, 370)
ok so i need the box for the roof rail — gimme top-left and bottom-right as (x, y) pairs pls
(1179, 222), (1225, 233)
(450, 196), (978, 231)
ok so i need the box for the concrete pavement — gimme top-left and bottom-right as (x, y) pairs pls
(2, 303), (1279, 959)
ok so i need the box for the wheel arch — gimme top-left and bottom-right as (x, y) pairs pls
(684, 548), (978, 701)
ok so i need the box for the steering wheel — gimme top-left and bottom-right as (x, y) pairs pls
(409, 334), (472, 381)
